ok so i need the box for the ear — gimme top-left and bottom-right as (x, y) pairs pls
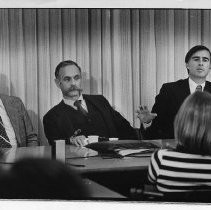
(55, 78), (61, 89)
(185, 63), (189, 69)
(185, 63), (190, 74)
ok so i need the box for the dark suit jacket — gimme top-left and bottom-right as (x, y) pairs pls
(0, 94), (38, 147)
(43, 94), (137, 145)
(143, 78), (211, 139)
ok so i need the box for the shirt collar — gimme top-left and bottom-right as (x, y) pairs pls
(188, 77), (206, 94)
(63, 94), (84, 108)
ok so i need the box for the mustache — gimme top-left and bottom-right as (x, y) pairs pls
(69, 86), (83, 91)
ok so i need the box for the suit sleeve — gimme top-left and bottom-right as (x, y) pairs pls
(19, 98), (38, 147)
(143, 84), (175, 139)
(43, 111), (73, 146)
(101, 96), (138, 140)
(43, 113), (60, 145)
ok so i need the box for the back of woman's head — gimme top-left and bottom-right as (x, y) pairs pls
(174, 91), (211, 155)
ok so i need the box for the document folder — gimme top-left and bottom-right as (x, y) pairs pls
(85, 140), (159, 157)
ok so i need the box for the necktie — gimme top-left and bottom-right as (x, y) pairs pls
(74, 100), (88, 116)
(195, 85), (202, 92)
(0, 116), (11, 148)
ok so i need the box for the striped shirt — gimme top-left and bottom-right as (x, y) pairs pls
(148, 149), (211, 192)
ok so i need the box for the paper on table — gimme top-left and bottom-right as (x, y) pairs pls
(66, 146), (98, 159)
(115, 148), (153, 157)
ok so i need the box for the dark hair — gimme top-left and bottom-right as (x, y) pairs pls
(185, 45), (211, 63)
(55, 60), (81, 78)
(0, 158), (89, 199)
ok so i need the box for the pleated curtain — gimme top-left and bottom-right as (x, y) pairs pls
(0, 8), (210, 145)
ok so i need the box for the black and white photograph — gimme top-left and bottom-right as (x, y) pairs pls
(0, 1), (211, 210)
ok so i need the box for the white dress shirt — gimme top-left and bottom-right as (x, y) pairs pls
(0, 99), (17, 147)
(63, 94), (88, 112)
(188, 77), (205, 94)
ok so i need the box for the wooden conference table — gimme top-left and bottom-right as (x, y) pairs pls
(0, 139), (177, 199)
(65, 139), (177, 174)
(0, 139), (177, 172)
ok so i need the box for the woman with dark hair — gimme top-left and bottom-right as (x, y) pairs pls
(148, 91), (211, 193)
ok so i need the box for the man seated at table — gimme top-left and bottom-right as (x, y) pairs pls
(0, 94), (38, 147)
(43, 60), (137, 146)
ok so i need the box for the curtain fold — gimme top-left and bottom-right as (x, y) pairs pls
(0, 8), (210, 144)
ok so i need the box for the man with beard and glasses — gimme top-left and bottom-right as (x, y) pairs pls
(43, 60), (137, 146)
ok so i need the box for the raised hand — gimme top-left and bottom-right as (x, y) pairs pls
(136, 105), (157, 124)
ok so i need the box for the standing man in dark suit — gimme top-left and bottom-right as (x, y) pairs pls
(137, 45), (211, 139)
(43, 60), (137, 146)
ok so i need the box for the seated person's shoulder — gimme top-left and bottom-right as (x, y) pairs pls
(0, 94), (23, 106)
(206, 80), (211, 85)
(162, 79), (185, 89)
(44, 103), (62, 118)
(158, 79), (187, 97)
(84, 94), (104, 99)
(153, 149), (176, 159)
(155, 147), (199, 159)
(84, 94), (108, 102)
(1, 94), (20, 100)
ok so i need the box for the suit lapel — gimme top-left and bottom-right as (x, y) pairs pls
(83, 95), (118, 136)
(204, 81), (211, 93)
(0, 95), (20, 144)
(173, 78), (190, 108)
(181, 78), (190, 98)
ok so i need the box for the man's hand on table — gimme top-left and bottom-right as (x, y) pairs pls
(69, 135), (87, 147)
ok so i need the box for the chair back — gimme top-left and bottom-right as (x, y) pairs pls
(136, 185), (211, 203)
